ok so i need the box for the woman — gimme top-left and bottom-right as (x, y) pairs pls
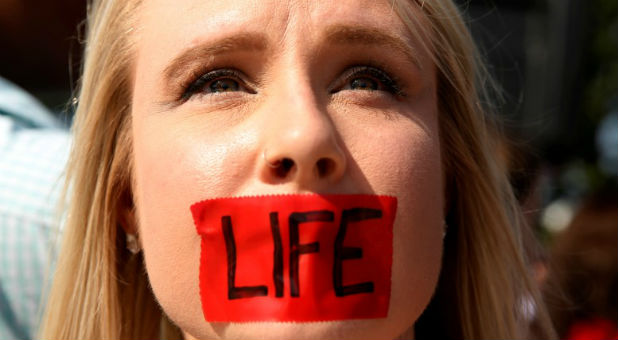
(40, 0), (556, 339)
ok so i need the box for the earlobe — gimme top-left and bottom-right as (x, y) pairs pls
(117, 187), (141, 255)
(118, 198), (142, 254)
(117, 188), (138, 234)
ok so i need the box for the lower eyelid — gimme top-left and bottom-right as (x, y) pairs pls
(188, 91), (255, 111)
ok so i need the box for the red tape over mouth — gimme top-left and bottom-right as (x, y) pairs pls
(190, 194), (397, 322)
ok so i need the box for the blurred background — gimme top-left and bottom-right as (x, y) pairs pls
(0, 0), (616, 339)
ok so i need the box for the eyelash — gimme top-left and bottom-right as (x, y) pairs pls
(181, 68), (253, 101)
(330, 65), (405, 97)
(180, 65), (404, 101)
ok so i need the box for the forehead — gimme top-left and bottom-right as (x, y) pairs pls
(134, 0), (427, 59)
(139, 0), (407, 32)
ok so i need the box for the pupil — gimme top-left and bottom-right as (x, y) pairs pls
(351, 77), (378, 90)
(210, 79), (239, 92)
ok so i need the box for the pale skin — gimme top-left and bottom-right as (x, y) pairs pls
(129, 0), (444, 339)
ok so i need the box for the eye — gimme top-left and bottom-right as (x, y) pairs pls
(209, 78), (240, 93)
(182, 68), (254, 101)
(331, 65), (404, 97)
(350, 77), (378, 91)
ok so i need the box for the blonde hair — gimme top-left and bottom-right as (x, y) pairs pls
(40, 0), (556, 339)
(393, 1), (556, 338)
(38, 0), (171, 338)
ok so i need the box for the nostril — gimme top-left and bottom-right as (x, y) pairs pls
(273, 157), (295, 178)
(316, 158), (335, 178)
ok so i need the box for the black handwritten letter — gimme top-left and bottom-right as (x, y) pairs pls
(289, 210), (334, 297)
(269, 212), (284, 297)
(333, 208), (382, 297)
(222, 216), (268, 300)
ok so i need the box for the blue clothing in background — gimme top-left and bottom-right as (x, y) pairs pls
(0, 77), (70, 340)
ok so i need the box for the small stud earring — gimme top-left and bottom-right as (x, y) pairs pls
(126, 233), (141, 254)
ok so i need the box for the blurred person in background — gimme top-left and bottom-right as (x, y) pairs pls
(0, 76), (70, 340)
(0, 1), (79, 338)
(544, 189), (617, 340)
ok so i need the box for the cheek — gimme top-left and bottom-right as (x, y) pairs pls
(131, 125), (202, 331)
(391, 138), (443, 330)
(130, 116), (261, 335)
(389, 149), (443, 330)
(346, 117), (444, 328)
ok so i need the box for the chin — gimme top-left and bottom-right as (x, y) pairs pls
(186, 319), (409, 340)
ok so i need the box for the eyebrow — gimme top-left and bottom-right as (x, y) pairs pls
(164, 33), (268, 86)
(323, 25), (421, 68)
(163, 25), (420, 93)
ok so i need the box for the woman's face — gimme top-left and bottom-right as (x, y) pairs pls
(130, 0), (444, 339)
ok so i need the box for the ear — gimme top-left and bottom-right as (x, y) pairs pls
(117, 188), (138, 235)
(118, 205), (137, 234)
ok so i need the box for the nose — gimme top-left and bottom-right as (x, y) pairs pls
(259, 93), (346, 188)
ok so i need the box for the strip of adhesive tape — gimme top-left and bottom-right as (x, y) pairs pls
(190, 194), (397, 322)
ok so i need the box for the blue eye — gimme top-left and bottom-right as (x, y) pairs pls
(182, 69), (252, 100)
(350, 77), (379, 91)
(333, 65), (404, 96)
(209, 78), (240, 93)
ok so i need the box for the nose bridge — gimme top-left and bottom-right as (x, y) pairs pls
(276, 91), (336, 160)
(275, 73), (329, 147)
(259, 68), (346, 188)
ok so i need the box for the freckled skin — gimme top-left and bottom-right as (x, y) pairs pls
(131, 0), (444, 339)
